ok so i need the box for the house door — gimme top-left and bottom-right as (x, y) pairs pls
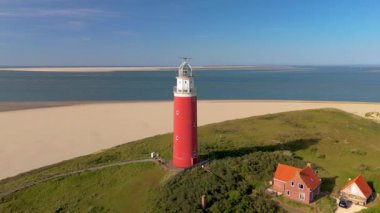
(299, 192), (305, 201)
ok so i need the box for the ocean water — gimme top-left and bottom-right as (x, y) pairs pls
(0, 66), (379, 102)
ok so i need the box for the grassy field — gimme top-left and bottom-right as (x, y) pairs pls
(362, 205), (380, 213)
(0, 163), (165, 212)
(0, 108), (379, 212)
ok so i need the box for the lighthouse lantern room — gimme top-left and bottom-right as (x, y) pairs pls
(173, 58), (198, 168)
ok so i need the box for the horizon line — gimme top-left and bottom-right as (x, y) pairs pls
(1, 64), (380, 68)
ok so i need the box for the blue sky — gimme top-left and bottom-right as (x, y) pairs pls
(1, 0), (380, 66)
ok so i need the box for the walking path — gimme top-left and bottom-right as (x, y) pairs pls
(0, 158), (159, 200)
(0, 157), (211, 202)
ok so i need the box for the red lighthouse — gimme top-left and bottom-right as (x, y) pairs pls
(173, 58), (198, 168)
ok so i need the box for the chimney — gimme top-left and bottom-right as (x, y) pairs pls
(307, 163), (312, 168)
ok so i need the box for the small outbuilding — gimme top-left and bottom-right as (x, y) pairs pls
(340, 175), (373, 206)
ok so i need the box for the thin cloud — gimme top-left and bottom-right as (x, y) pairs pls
(0, 8), (119, 18)
(0, 31), (31, 37)
(114, 31), (137, 36)
(35, 21), (86, 31)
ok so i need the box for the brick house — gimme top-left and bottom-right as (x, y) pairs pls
(340, 175), (373, 205)
(272, 163), (321, 204)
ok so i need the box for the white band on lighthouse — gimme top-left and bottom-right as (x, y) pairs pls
(173, 58), (196, 97)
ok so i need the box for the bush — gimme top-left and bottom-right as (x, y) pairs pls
(360, 205), (380, 213)
(316, 196), (336, 213)
(316, 153), (326, 159)
(152, 151), (304, 212)
(351, 149), (367, 156)
(357, 164), (371, 172)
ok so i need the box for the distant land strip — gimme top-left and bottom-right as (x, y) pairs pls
(0, 65), (308, 72)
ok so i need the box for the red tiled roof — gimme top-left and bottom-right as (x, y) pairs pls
(274, 163), (321, 190)
(341, 175), (373, 199)
(300, 166), (321, 190)
(274, 163), (301, 181)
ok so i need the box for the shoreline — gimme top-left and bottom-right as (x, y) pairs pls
(0, 65), (305, 72)
(1, 100), (380, 180)
(1, 99), (380, 112)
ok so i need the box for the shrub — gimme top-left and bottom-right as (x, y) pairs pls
(152, 151), (303, 212)
(316, 153), (326, 159)
(316, 196), (336, 213)
(351, 149), (367, 156)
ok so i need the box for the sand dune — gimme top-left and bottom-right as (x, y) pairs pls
(1, 100), (380, 180)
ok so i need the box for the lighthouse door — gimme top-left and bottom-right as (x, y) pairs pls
(191, 157), (197, 166)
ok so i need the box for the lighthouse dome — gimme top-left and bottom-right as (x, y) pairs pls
(178, 60), (192, 77)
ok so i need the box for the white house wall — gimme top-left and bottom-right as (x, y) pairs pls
(342, 183), (366, 199)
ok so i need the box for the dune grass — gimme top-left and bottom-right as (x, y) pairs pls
(362, 204), (380, 213)
(0, 162), (164, 212)
(0, 108), (379, 212)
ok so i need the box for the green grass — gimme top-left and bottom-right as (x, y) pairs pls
(316, 196), (337, 213)
(274, 195), (315, 212)
(0, 108), (379, 212)
(153, 151), (301, 212)
(0, 162), (165, 212)
(362, 205), (380, 213)
(274, 194), (337, 213)
(362, 194), (380, 213)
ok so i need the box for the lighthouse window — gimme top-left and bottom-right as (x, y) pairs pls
(176, 136), (179, 141)
(176, 110), (180, 115)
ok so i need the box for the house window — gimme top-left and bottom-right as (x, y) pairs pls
(299, 192), (305, 201)
(298, 183), (304, 190)
(287, 190), (290, 196)
(291, 181), (295, 187)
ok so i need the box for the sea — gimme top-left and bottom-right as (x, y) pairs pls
(0, 66), (379, 102)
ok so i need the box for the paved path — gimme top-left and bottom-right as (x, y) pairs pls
(0, 158), (158, 200)
(334, 198), (367, 213)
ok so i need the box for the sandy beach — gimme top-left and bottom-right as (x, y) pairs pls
(1, 100), (380, 180)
